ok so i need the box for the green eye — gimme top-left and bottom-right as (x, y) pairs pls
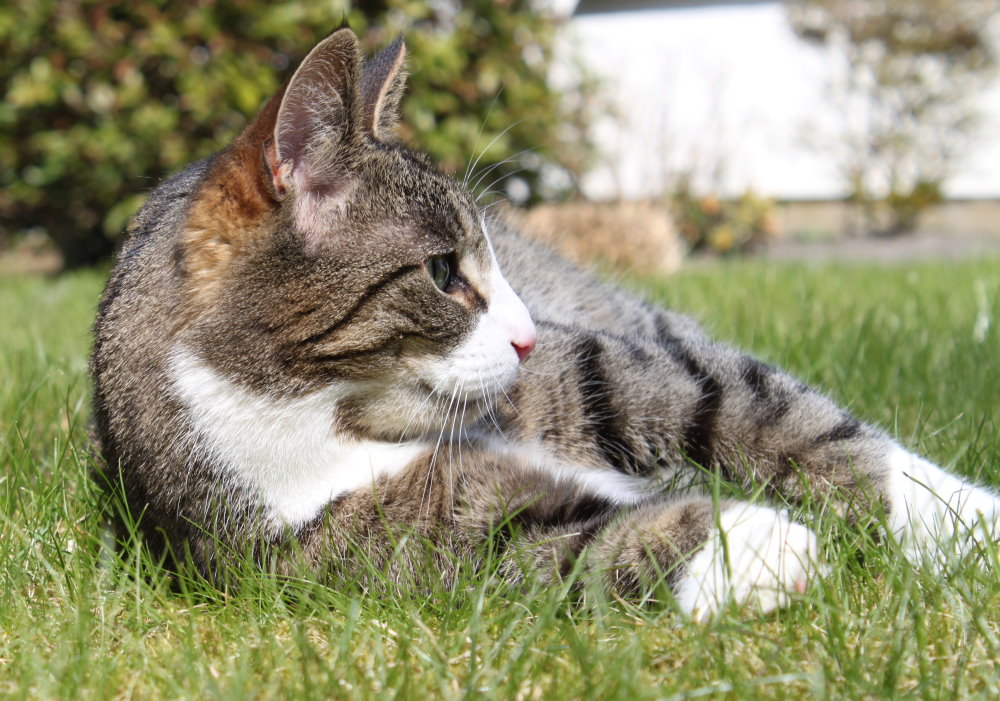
(425, 255), (452, 291)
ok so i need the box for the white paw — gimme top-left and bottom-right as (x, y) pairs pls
(887, 447), (1000, 561)
(673, 504), (823, 622)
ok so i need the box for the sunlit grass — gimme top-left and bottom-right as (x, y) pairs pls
(1, 258), (999, 698)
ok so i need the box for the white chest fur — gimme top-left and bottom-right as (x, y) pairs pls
(169, 349), (426, 529)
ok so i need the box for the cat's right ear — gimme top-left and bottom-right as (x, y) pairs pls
(265, 28), (362, 233)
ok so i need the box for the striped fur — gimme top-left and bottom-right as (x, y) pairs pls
(91, 30), (999, 620)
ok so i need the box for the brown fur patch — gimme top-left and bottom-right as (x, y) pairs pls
(181, 88), (287, 300)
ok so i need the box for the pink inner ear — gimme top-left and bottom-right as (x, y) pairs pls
(266, 128), (355, 244)
(263, 137), (288, 199)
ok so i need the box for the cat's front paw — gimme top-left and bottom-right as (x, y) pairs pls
(673, 504), (823, 622)
(887, 447), (1000, 562)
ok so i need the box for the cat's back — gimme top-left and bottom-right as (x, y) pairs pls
(97, 158), (213, 315)
(488, 214), (705, 343)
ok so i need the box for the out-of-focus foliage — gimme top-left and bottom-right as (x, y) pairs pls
(671, 177), (777, 256)
(0, 0), (599, 267)
(786, 0), (998, 236)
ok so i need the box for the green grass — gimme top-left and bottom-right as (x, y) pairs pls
(2, 259), (999, 699)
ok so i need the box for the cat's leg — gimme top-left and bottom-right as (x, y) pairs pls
(501, 323), (1000, 560)
(668, 503), (821, 620)
(299, 447), (823, 619)
(445, 448), (823, 619)
(884, 448), (1000, 560)
(506, 492), (823, 621)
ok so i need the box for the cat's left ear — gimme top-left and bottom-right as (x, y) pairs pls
(360, 37), (407, 140)
(179, 28), (362, 292)
(268, 27), (362, 201)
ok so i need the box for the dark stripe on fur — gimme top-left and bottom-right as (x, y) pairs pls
(664, 342), (723, 468)
(653, 310), (680, 345)
(574, 335), (637, 472)
(287, 304), (323, 323)
(815, 416), (862, 444)
(510, 494), (620, 575)
(512, 493), (617, 534)
(741, 356), (792, 427)
(741, 357), (772, 400)
(452, 277), (488, 312)
(310, 331), (439, 367)
(759, 394), (792, 429)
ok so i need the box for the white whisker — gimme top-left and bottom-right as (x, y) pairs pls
(475, 165), (532, 205)
(470, 148), (535, 195)
(464, 118), (524, 190)
(463, 89), (506, 185)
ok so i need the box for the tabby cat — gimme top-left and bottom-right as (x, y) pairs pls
(91, 29), (999, 620)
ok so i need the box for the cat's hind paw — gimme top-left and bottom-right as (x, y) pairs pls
(673, 504), (824, 622)
(887, 447), (1000, 563)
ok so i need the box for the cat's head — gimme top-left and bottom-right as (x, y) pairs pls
(173, 28), (535, 441)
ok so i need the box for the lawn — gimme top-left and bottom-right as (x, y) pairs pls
(1, 258), (998, 699)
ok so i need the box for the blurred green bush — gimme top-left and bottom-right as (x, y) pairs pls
(671, 176), (778, 256)
(0, 0), (598, 267)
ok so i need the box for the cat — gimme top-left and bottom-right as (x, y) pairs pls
(91, 28), (999, 621)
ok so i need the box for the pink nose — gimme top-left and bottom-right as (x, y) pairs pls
(512, 334), (535, 363)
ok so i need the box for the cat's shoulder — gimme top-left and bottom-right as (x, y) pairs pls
(125, 156), (216, 249)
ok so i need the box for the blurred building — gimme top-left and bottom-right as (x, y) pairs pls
(560, 0), (1000, 210)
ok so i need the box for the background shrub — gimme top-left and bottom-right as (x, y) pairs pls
(670, 176), (778, 256)
(511, 201), (682, 275)
(0, 0), (598, 267)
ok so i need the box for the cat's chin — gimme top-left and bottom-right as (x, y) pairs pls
(356, 398), (491, 443)
(410, 354), (521, 407)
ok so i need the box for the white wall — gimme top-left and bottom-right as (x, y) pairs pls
(564, 2), (1000, 200)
